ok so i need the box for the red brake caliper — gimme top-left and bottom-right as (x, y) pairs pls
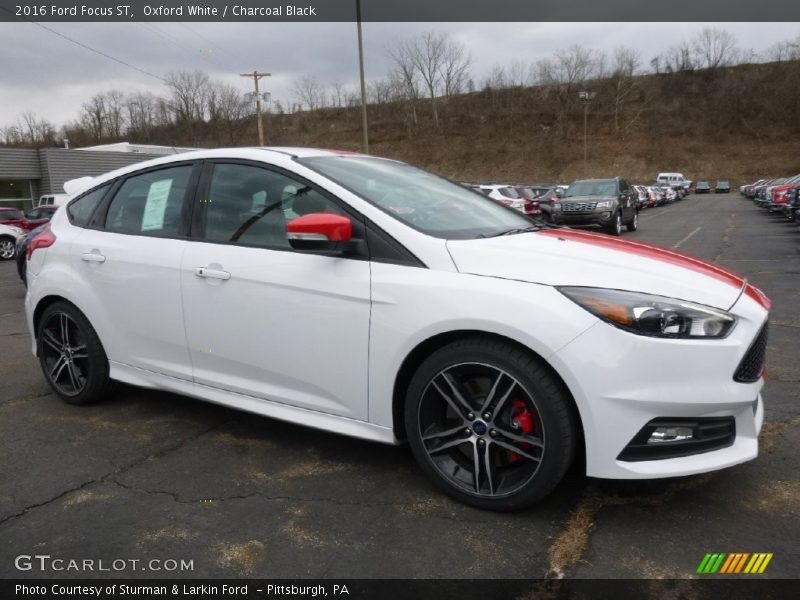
(507, 398), (534, 463)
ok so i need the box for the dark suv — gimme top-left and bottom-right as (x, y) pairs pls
(557, 177), (638, 236)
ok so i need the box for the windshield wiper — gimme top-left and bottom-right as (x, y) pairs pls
(479, 224), (543, 238)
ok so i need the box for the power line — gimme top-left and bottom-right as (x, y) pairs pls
(0, 7), (166, 83)
(138, 22), (233, 73)
(178, 23), (250, 71)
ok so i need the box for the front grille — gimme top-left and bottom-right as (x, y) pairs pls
(734, 322), (768, 383)
(617, 417), (736, 461)
(561, 202), (597, 212)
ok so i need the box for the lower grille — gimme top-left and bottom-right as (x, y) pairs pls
(734, 322), (768, 383)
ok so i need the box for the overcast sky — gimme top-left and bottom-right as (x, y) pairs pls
(1, 22), (798, 131)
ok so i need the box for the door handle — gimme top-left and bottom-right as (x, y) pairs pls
(81, 251), (106, 263)
(194, 266), (231, 280)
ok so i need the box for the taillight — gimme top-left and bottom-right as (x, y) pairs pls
(27, 225), (56, 260)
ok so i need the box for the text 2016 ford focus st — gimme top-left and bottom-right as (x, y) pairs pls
(24, 148), (770, 510)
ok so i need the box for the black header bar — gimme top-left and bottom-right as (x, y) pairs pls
(1, 0), (800, 22)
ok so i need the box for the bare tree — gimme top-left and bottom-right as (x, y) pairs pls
(207, 82), (249, 144)
(165, 70), (211, 121)
(80, 94), (108, 141)
(439, 37), (472, 98)
(104, 90), (126, 138)
(662, 42), (695, 72)
(11, 112), (56, 146)
(292, 75), (326, 111)
(766, 35), (800, 62)
(611, 46), (641, 135)
(391, 31), (447, 127)
(126, 91), (158, 139)
(691, 27), (738, 70)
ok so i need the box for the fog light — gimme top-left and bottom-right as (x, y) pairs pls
(601, 211), (611, 218)
(647, 426), (693, 444)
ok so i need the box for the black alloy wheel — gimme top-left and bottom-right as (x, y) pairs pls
(406, 338), (576, 511)
(37, 301), (113, 404)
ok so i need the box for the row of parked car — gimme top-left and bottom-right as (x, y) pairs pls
(462, 178), (691, 236)
(741, 175), (800, 222)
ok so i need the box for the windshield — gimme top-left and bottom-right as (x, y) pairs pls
(299, 156), (533, 239)
(565, 180), (617, 198)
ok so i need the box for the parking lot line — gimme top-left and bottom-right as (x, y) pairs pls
(672, 226), (701, 249)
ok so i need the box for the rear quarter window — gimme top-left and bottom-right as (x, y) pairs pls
(67, 185), (110, 227)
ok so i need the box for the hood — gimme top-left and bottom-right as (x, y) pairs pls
(561, 195), (616, 202)
(447, 228), (747, 310)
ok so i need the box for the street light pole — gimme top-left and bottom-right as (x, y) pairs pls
(578, 91), (596, 175)
(355, 0), (369, 153)
(240, 71), (271, 146)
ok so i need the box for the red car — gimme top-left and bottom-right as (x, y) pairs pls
(0, 207), (31, 231)
(23, 205), (58, 229)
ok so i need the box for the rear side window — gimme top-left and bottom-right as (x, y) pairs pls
(104, 166), (192, 236)
(67, 185), (109, 227)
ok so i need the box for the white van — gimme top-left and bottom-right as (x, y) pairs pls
(656, 173), (692, 190)
(37, 194), (70, 208)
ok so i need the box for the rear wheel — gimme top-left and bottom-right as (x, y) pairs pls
(405, 337), (576, 511)
(0, 236), (15, 260)
(626, 211), (639, 232)
(37, 301), (113, 405)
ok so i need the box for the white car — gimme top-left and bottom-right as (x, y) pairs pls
(477, 184), (526, 212)
(24, 148), (769, 510)
(0, 223), (25, 260)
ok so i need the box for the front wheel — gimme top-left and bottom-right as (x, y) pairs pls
(405, 337), (577, 511)
(606, 212), (622, 236)
(626, 211), (639, 232)
(0, 236), (15, 260)
(37, 301), (113, 405)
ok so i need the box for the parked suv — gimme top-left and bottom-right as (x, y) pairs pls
(557, 177), (638, 235)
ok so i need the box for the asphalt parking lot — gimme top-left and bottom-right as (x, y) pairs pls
(0, 193), (798, 580)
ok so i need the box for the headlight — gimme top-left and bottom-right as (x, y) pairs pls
(559, 287), (736, 339)
(595, 200), (613, 209)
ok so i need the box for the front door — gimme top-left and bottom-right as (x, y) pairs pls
(180, 162), (371, 419)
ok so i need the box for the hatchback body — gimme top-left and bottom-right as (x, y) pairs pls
(25, 148), (769, 510)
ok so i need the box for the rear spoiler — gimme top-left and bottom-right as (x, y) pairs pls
(63, 176), (96, 196)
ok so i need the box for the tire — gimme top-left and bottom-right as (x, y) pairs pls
(37, 301), (113, 405)
(606, 212), (623, 236)
(404, 337), (577, 511)
(626, 211), (639, 232)
(0, 236), (15, 261)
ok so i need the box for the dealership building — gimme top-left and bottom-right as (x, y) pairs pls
(0, 143), (196, 210)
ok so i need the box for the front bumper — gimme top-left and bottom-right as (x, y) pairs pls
(548, 290), (767, 479)
(557, 210), (615, 228)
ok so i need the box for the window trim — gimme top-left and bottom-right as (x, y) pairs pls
(65, 183), (113, 228)
(191, 158), (369, 254)
(90, 161), (202, 240)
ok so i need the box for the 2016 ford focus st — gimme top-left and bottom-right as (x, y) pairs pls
(24, 148), (770, 510)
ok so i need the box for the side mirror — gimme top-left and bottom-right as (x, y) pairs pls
(286, 212), (354, 254)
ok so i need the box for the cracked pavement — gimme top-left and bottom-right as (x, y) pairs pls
(0, 195), (798, 579)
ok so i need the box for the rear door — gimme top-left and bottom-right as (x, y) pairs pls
(179, 160), (371, 419)
(70, 162), (199, 380)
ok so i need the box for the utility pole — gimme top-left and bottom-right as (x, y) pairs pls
(240, 71), (271, 146)
(355, 0), (369, 153)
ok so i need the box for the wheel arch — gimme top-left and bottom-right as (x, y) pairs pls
(391, 329), (585, 455)
(32, 295), (78, 354)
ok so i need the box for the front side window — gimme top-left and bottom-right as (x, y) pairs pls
(105, 166), (192, 236)
(204, 163), (344, 249)
(299, 156), (532, 239)
(67, 185), (109, 227)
